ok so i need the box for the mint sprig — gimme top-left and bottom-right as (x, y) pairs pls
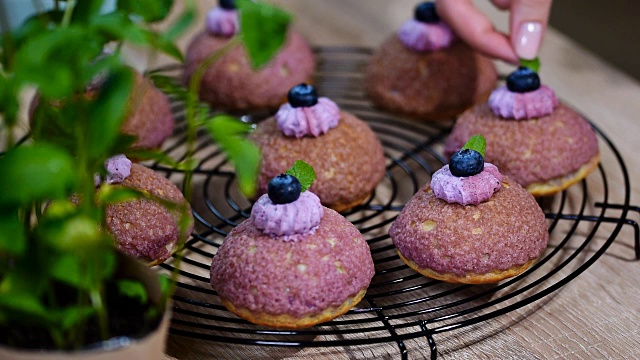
(461, 135), (486, 157)
(519, 57), (540, 73)
(285, 160), (316, 192)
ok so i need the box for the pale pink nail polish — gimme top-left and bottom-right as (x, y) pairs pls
(514, 21), (543, 60)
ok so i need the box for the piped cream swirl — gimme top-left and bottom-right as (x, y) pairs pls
(488, 85), (559, 120)
(431, 163), (502, 205)
(276, 97), (340, 138)
(398, 19), (455, 52)
(250, 191), (324, 241)
(206, 7), (239, 37)
(95, 154), (132, 186)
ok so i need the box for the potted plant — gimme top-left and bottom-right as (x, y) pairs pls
(0, 0), (290, 358)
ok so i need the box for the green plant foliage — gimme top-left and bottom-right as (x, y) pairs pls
(237, 0), (292, 69)
(117, 279), (148, 304)
(0, 144), (76, 209)
(0, 0), (291, 350)
(0, 211), (25, 256)
(86, 67), (134, 158)
(204, 115), (261, 198)
(117, 0), (174, 23)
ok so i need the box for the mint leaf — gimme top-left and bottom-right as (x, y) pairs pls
(237, 0), (291, 69)
(285, 160), (315, 192)
(461, 135), (486, 157)
(519, 57), (540, 73)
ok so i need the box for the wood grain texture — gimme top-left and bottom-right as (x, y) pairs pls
(140, 1), (640, 359)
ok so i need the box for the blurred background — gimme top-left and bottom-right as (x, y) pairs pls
(550, 1), (640, 82)
(1, 0), (638, 82)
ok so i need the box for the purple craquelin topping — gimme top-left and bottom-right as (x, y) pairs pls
(206, 6), (239, 37)
(431, 163), (502, 205)
(250, 191), (324, 241)
(275, 97), (340, 138)
(398, 19), (455, 52)
(488, 85), (559, 120)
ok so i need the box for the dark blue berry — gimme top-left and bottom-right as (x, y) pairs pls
(414, 2), (439, 23)
(506, 66), (540, 93)
(219, 0), (235, 10)
(450, 149), (484, 177)
(287, 83), (318, 108)
(268, 174), (302, 204)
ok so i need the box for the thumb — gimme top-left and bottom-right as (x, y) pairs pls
(510, 0), (552, 60)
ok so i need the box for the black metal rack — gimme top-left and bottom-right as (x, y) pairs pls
(149, 47), (639, 359)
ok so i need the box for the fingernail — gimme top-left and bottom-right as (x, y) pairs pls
(514, 21), (543, 60)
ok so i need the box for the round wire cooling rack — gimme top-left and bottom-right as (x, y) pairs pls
(147, 47), (639, 359)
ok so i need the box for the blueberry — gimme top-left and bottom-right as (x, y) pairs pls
(219, 0), (235, 10)
(506, 66), (541, 93)
(414, 2), (440, 23)
(268, 174), (302, 204)
(287, 83), (318, 108)
(450, 149), (484, 177)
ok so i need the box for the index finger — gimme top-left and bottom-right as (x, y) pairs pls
(435, 0), (518, 63)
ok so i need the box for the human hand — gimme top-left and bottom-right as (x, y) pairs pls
(435, 0), (552, 63)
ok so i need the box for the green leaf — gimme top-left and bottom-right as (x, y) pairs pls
(224, 139), (261, 198)
(87, 66), (134, 159)
(0, 258), (48, 296)
(0, 210), (26, 256)
(49, 251), (116, 291)
(0, 74), (20, 127)
(461, 134), (487, 157)
(117, 279), (148, 304)
(146, 31), (185, 62)
(30, 97), (79, 156)
(117, 0), (174, 23)
(49, 255), (87, 290)
(14, 27), (102, 98)
(0, 144), (76, 209)
(90, 13), (183, 61)
(237, 0), (292, 69)
(163, 0), (196, 41)
(72, 0), (106, 24)
(36, 214), (103, 252)
(204, 115), (261, 197)
(519, 57), (541, 73)
(286, 160), (316, 192)
(96, 185), (144, 205)
(90, 11), (148, 44)
(147, 73), (188, 99)
(47, 306), (96, 330)
(0, 292), (48, 321)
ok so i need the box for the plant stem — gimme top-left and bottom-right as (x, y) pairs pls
(165, 37), (241, 298)
(184, 37), (240, 201)
(90, 286), (109, 340)
(61, 0), (77, 27)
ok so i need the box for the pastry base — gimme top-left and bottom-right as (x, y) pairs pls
(398, 252), (538, 285)
(330, 191), (373, 213)
(220, 288), (368, 329)
(526, 153), (601, 197)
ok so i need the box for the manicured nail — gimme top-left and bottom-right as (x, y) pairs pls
(514, 21), (543, 60)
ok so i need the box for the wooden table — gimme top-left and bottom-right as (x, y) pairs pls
(147, 1), (640, 358)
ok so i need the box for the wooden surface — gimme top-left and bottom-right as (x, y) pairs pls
(144, 1), (640, 359)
